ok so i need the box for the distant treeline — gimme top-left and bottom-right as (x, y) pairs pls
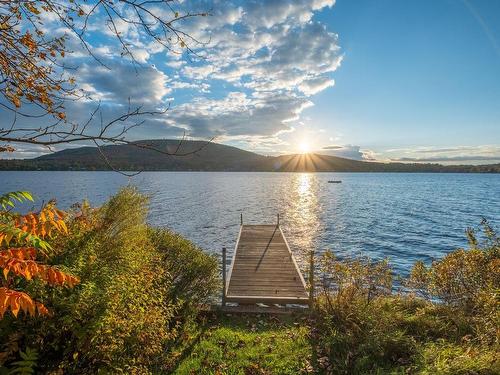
(1, 140), (499, 173)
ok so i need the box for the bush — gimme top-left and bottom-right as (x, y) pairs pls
(319, 250), (393, 308)
(151, 228), (218, 313)
(0, 191), (79, 320)
(406, 219), (499, 344)
(0, 187), (219, 374)
(314, 221), (499, 374)
(315, 252), (403, 373)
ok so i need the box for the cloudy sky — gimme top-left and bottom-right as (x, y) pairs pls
(3, 0), (500, 164)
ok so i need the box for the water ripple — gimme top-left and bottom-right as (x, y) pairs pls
(1, 171), (499, 275)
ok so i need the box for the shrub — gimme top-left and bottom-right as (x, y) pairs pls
(0, 187), (219, 374)
(0, 191), (79, 319)
(315, 252), (401, 373)
(151, 228), (219, 314)
(314, 221), (499, 374)
(318, 250), (393, 309)
(0, 191), (80, 373)
(406, 219), (499, 344)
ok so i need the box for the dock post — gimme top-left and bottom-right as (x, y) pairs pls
(277, 213), (280, 226)
(309, 250), (315, 309)
(240, 213), (243, 226)
(222, 247), (227, 306)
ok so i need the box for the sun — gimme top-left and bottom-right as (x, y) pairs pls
(298, 142), (310, 154)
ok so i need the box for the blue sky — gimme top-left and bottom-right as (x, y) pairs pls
(300, 0), (500, 162)
(2, 0), (499, 163)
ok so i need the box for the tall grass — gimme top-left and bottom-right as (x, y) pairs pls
(314, 221), (499, 374)
(0, 187), (219, 373)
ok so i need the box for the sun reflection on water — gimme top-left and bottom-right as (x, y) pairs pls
(297, 173), (311, 195)
(283, 173), (323, 266)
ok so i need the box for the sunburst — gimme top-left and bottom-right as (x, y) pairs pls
(298, 142), (310, 154)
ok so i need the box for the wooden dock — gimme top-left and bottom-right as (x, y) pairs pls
(224, 219), (309, 305)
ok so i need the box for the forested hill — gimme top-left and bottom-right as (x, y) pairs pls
(1, 140), (499, 172)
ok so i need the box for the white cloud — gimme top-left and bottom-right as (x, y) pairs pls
(165, 92), (313, 138)
(387, 145), (500, 164)
(166, 1), (342, 140)
(243, 0), (335, 29)
(2, 0), (343, 158)
(165, 60), (186, 69)
(78, 61), (171, 104)
(299, 76), (335, 95)
(392, 155), (500, 162)
(318, 144), (376, 161)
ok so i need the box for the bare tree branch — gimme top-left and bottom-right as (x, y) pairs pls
(0, 0), (214, 170)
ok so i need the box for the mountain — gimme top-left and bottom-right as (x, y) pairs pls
(1, 140), (499, 173)
(1, 140), (270, 171)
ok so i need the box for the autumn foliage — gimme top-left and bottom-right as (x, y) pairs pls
(1, 0), (208, 159)
(0, 188), (219, 373)
(0, 191), (79, 319)
(0, 1), (74, 118)
(313, 221), (499, 374)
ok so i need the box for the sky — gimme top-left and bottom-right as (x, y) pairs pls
(2, 0), (500, 164)
(304, 0), (500, 163)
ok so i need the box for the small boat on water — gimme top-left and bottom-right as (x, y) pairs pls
(328, 180), (342, 183)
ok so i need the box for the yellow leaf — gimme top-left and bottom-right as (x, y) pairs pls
(10, 296), (20, 317)
(58, 220), (68, 234)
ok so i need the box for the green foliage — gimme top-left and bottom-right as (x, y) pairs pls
(315, 293), (500, 374)
(417, 341), (500, 375)
(315, 253), (403, 373)
(172, 313), (311, 374)
(0, 192), (33, 210)
(0, 225), (52, 252)
(314, 221), (499, 374)
(8, 348), (38, 375)
(151, 228), (219, 310)
(407, 221), (498, 309)
(0, 191), (50, 253)
(0, 187), (220, 373)
(319, 250), (393, 307)
(52, 187), (174, 372)
(0, 348), (38, 375)
(406, 219), (499, 344)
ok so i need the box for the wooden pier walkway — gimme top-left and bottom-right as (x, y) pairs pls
(223, 219), (309, 305)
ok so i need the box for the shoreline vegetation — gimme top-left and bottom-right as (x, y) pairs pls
(1, 187), (499, 374)
(1, 140), (499, 173)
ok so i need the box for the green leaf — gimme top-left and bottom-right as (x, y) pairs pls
(0, 191), (33, 209)
(8, 348), (37, 375)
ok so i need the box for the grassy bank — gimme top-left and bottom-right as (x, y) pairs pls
(314, 295), (499, 374)
(170, 313), (311, 374)
(159, 295), (500, 374)
(311, 221), (499, 374)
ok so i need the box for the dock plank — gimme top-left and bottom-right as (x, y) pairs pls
(225, 224), (309, 305)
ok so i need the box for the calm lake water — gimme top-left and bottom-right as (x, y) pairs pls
(1, 171), (499, 275)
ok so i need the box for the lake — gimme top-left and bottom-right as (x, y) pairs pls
(1, 171), (499, 275)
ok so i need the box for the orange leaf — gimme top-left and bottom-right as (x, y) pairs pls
(9, 295), (20, 317)
(0, 288), (46, 318)
(36, 302), (49, 316)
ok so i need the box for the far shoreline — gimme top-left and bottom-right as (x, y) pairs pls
(0, 169), (499, 174)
